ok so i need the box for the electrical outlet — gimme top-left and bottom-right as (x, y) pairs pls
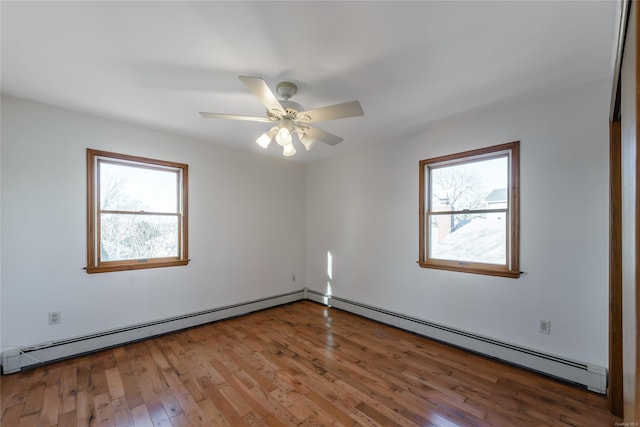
(538, 319), (551, 334)
(292, 274), (296, 282)
(49, 311), (61, 325)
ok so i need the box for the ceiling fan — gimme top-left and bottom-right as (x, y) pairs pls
(199, 76), (364, 157)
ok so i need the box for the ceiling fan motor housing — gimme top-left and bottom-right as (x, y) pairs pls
(268, 100), (305, 121)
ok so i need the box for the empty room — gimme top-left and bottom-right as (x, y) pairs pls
(1, 1), (638, 426)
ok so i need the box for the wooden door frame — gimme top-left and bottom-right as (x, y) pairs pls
(610, 119), (623, 417)
(610, 0), (640, 418)
(609, 0), (631, 417)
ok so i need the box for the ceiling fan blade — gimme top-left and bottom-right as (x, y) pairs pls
(199, 112), (273, 123)
(238, 76), (284, 113)
(303, 125), (344, 146)
(298, 100), (364, 123)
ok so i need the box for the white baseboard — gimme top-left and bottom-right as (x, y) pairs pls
(1, 290), (304, 374)
(0, 287), (608, 395)
(304, 290), (607, 394)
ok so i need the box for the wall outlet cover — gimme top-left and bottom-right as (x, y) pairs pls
(538, 319), (551, 334)
(49, 311), (61, 325)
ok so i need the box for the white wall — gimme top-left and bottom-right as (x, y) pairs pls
(306, 79), (610, 367)
(1, 78), (612, 369)
(0, 96), (306, 351)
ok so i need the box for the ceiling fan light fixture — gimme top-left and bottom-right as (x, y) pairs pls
(300, 135), (316, 151)
(256, 133), (271, 148)
(275, 127), (292, 146)
(256, 126), (279, 148)
(282, 143), (296, 157)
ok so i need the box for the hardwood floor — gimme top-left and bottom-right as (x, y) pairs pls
(1, 301), (620, 426)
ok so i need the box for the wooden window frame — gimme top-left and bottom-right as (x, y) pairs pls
(86, 149), (189, 274)
(418, 141), (520, 278)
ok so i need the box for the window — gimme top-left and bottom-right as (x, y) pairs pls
(418, 141), (520, 278)
(86, 149), (189, 273)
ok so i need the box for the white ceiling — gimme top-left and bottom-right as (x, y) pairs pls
(1, 1), (620, 163)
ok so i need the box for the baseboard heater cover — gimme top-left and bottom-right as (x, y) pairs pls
(1, 290), (304, 375)
(307, 290), (607, 394)
(1, 288), (608, 394)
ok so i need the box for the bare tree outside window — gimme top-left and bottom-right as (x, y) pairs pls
(98, 163), (178, 262)
(431, 166), (487, 232)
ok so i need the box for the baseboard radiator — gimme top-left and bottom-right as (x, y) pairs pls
(1, 290), (305, 375)
(306, 289), (607, 394)
(1, 288), (607, 395)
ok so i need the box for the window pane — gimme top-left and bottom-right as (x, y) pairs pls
(100, 162), (178, 212)
(430, 156), (508, 213)
(100, 214), (178, 261)
(429, 215), (506, 265)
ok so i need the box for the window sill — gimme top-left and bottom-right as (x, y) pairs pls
(417, 261), (521, 278)
(86, 259), (189, 274)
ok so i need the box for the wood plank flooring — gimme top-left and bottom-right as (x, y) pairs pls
(1, 301), (621, 426)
